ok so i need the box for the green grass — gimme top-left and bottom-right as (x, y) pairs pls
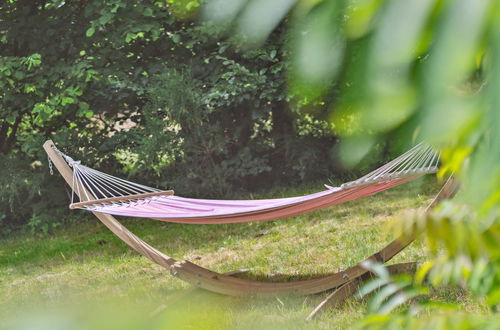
(0, 177), (486, 329)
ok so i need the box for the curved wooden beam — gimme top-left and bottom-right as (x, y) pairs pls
(44, 140), (457, 296)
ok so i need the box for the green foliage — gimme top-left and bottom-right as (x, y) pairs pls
(0, 0), (349, 234)
(358, 261), (429, 315)
(0, 153), (58, 234)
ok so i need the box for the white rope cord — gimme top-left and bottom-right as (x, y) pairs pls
(73, 165), (92, 202)
(75, 166), (162, 208)
(341, 143), (439, 188)
(82, 165), (160, 194)
(389, 144), (435, 174)
(79, 166), (143, 197)
(76, 166), (119, 199)
(395, 145), (428, 174)
(70, 163), (78, 204)
(356, 143), (425, 182)
(51, 146), (162, 207)
(371, 148), (416, 177)
(414, 146), (435, 171)
(393, 144), (430, 174)
(394, 145), (435, 175)
(408, 144), (435, 171)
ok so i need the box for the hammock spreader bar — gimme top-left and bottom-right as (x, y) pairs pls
(53, 142), (439, 224)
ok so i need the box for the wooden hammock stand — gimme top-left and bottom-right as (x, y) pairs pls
(44, 140), (457, 301)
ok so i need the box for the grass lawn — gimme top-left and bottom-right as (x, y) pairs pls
(0, 177), (486, 329)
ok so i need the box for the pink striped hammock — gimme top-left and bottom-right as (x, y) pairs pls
(51, 143), (439, 224)
(44, 140), (454, 299)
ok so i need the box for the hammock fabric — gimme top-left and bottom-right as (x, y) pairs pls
(51, 142), (439, 224)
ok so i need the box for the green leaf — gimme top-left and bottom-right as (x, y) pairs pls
(13, 71), (24, 80)
(368, 283), (402, 313)
(86, 27), (95, 37)
(77, 108), (94, 118)
(415, 261), (434, 284)
(171, 34), (180, 43)
(61, 97), (75, 105)
(377, 293), (408, 314)
(125, 33), (134, 43)
(358, 278), (388, 297)
(98, 13), (112, 25)
(186, 1), (199, 11)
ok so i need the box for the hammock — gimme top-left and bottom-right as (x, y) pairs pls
(50, 142), (439, 224)
(44, 140), (455, 298)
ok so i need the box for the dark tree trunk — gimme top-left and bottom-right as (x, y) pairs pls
(0, 122), (10, 154)
(0, 114), (23, 154)
(270, 102), (295, 175)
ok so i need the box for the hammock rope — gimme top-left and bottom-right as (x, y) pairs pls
(50, 142), (439, 223)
